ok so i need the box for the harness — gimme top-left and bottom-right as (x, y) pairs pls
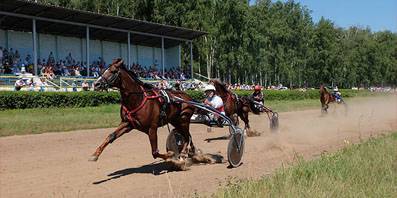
(122, 86), (169, 128)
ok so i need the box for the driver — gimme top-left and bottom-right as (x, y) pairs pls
(203, 85), (225, 125)
(251, 85), (264, 111)
(333, 86), (342, 102)
(252, 85), (264, 104)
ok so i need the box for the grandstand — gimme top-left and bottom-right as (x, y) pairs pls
(0, 0), (206, 90)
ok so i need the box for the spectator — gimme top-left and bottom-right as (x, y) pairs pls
(66, 53), (74, 66)
(15, 50), (21, 63)
(28, 78), (35, 91)
(48, 51), (55, 65)
(25, 54), (32, 65)
(72, 80), (77, 92)
(14, 78), (26, 91)
(39, 78), (46, 92)
(174, 80), (181, 91)
(82, 80), (89, 91)
(8, 48), (14, 64)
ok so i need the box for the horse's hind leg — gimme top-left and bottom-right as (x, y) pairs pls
(239, 109), (250, 130)
(89, 122), (132, 161)
(173, 115), (196, 158)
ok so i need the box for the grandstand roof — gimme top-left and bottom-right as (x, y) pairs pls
(0, 0), (206, 48)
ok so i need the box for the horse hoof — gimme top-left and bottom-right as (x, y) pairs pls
(88, 155), (98, 162)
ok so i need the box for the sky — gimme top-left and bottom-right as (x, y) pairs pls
(253, 0), (397, 32)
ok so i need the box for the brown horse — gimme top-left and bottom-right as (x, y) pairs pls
(89, 58), (195, 162)
(209, 80), (258, 131)
(320, 84), (346, 114)
(210, 80), (279, 131)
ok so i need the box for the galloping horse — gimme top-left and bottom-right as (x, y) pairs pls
(320, 84), (346, 114)
(209, 80), (258, 131)
(90, 58), (195, 161)
(210, 80), (279, 131)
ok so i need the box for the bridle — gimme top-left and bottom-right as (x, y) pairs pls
(97, 67), (121, 89)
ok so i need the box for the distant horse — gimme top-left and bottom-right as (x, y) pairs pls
(90, 58), (196, 162)
(320, 84), (346, 114)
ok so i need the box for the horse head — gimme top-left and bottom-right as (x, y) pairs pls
(94, 58), (123, 91)
(319, 84), (328, 94)
(209, 79), (229, 98)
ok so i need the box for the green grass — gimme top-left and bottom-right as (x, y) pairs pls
(0, 99), (322, 137)
(214, 132), (397, 198)
(0, 96), (379, 136)
(0, 104), (120, 136)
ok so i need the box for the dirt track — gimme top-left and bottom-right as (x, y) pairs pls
(1, 96), (396, 197)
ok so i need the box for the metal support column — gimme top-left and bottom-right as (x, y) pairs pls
(127, 32), (131, 69)
(86, 26), (90, 77)
(32, 19), (38, 75)
(190, 41), (193, 79)
(178, 44), (181, 68)
(161, 37), (165, 76)
(5, 30), (9, 49)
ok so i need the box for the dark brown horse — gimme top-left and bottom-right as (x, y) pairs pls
(320, 84), (346, 114)
(89, 58), (195, 162)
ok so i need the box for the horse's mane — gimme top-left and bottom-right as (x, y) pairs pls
(211, 79), (230, 95)
(121, 65), (154, 89)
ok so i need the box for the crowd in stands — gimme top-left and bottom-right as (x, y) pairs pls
(0, 46), (189, 80)
(131, 63), (188, 80)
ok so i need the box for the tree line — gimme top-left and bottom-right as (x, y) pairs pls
(37, 0), (397, 88)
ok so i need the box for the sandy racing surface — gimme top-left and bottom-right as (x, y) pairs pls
(1, 96), (396, 197)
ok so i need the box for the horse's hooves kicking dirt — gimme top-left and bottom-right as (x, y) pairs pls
(165, 158), (193, 171)
(166, 150), (224, 171)
(192, 153), (224, 164)
(246, 129), (261, 137)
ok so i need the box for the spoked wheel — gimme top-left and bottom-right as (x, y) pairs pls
(270, 112), (279, 131)
(227, 128), (245, 168)
(166, 129), (187, 158)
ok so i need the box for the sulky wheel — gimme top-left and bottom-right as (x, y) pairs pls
(166, 129), (187, 158)
(270, 112), (279, 131)
(227, 127), (245, 168)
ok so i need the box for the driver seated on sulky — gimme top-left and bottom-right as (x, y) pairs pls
(251, 85), (265, 111)
(203, 85), (225, 126)
(333, 86), (342, 103)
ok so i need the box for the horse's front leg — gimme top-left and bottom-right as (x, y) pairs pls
(149, 126), (173, 160)
(89, 122), (132, 161)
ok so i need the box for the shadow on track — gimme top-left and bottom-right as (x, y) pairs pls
(93, 161), (176, 185)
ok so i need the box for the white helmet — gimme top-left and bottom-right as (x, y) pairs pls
(333, 86), (339, 92)
(204, 84), (216, 92)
